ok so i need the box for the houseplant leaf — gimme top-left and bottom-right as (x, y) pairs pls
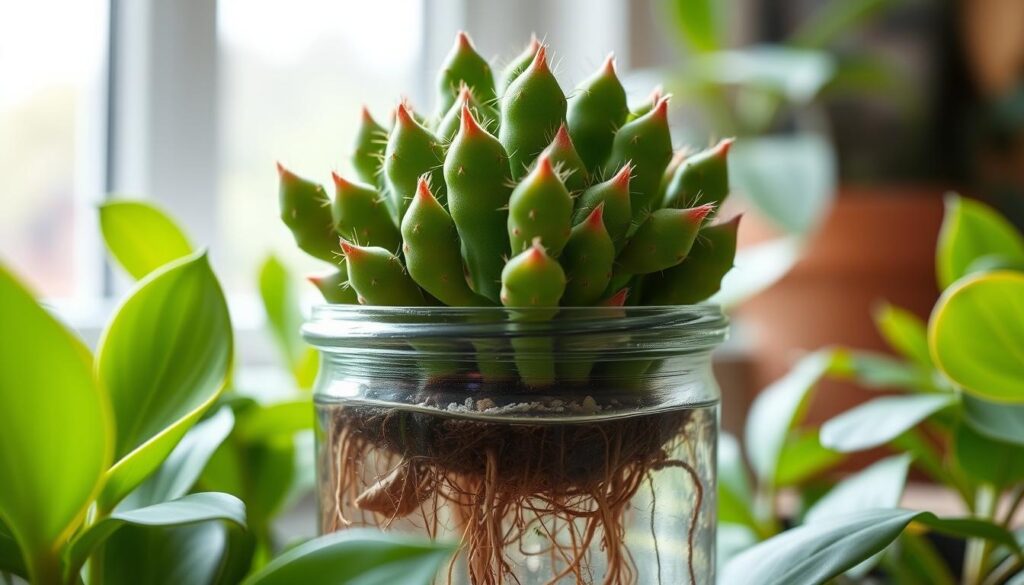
(234, 399), (313, 442)
(258, 256), (318, 389)
(119, 407), (235, 510)
(790, 0), (902, 49)
(243, 529), (453, 585)
(962, 394), (1024, 445)
(721, 508), (1019, 585)
(667, 0), (723, 52)
(804, 454), (910, 525)
(0, 265), (112, 584)
(774, 429), (844, 487)
(99, 522), (252, 585)
(830, 350), (941, 393)
(64, 492), (246, 579)
(99, 200), (193, 280)
(873, 302), (932, 368)
(820, 394), (957, 452)
(935, 194), (1024, 289)
(929, 271), (1024, 402)
(96, 252), (233, 510)
(0, 520), (26, 578)
(953, 423), (1024, 487)
(745, 350), (836, 483)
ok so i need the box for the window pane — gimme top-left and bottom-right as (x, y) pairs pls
(217, 0), (425, 292)
(0, 0), (108, 297)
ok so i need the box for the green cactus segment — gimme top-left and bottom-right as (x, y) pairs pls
(662, 138), (733, 211)
(604, 97), (673, 222)
(402, 178), (490, 307)
(331, 172), (401, 251)
(437, 85), (497, 142)
(566, 54), (629, 173)
(501, 240), (566, 386)
(383, 103), (447, 222)
(540, 123), (588, 194)
(626, 86), (663, 123)
(560, 203), (614, 306)
(436, 32), (497, 118)
(643, 215), (740, 305)
(499, 35), (540, 93)
(616, 204), (713, 275)
(277, 163), (340, 263)
(501, 239), (566, 314)
(508, 154), (574, 257)
(351, 106), (388, 188)
(340, 240), (425, 306)
(444, 105), (514, 302)
(573, 163), (633, 248)
(308, 268), (358, 304)
(499, 46), (567, 179)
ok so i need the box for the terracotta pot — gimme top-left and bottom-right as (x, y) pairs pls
(735, 187), (946, 431)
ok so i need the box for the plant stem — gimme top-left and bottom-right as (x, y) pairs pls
(963, 484), (998, 585)
(1001, 485), (1024, 529)
(982, 555), (1023, 585)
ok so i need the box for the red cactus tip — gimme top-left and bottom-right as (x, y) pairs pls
(648, 85), (664, 104)
(457, 83), (473, 103)
(339, 239), (361, 258)
(687, 203), (715, 223)
(331, 171), (354, 192)
(612, 162), (633, 188)
(395, 102), (415, 126)
(585, 202), (605, 228)
(714, 137), (735, 158)
(460, 103), (481, 136)
(652, 96), (670, 120)
(531, 45), (549, 73)
(276, 161), (297, 182)
(526, 237), (548, 261)
(360, 105), (375, 123)
(453, 31), (477, 53)
(601, 52), (617, 76)
(601, 288), (629, 307)
(415, 176), (434, 200)
(553, 123), (572, 147)
(535, 153), (555, 178)
(307, 274), (323, 286)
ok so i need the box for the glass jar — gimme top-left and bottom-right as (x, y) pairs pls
(304, 306), (727, 585)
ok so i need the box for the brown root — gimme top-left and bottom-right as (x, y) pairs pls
(320, 401), (711, 585)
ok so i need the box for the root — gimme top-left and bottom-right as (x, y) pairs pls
(319, 403), (711, 584)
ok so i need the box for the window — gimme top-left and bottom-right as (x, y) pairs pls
(0, 0), (108, 298)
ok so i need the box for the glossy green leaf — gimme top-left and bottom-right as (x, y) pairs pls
(690, 48), (837, 104)
(258, 256), (318, 389)
(804, 454), (910, 525)
(234, 399), (313, 442)
(935, 194), (1024, 289)
(790, 0), (901, 49)
(830, 349), (944, 393)
(96, 252), (233, 510)
(717, 524), (759, 571)
(0, 520), (26, 578)
(244, 529), (453, 585)
(929, 271), (1024, 402)
(962, 394), (1024, 446)
(120, 408), (235, 510)
(729, 134), (836, 235)
(0, 264), (112, 584)
(745, 350), (837, 484)
(820, 394), (957, 452)
(953, 423), (1024, 487)
(64, 492), (246, 580)
(100, 522), (250, 585)
(721, 508), (1019, 585)
(99, 200), (193, 280)
(667, 0), (723, 52)
(713, 236), (802, 308)
(774, 429), (845, 487)
(874, 302), (932, 368)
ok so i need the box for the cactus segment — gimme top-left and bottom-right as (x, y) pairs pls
(508, 154), (574, 257)
(278, 163), (340, 263)
(643, 215), (740, 304)
(308, 268), (358, 304)
(437, 84), (498, 142)
(572, 163), (633, 249)
(539, 123), (588, 194)
(626, 86), (663, 123)
(616, 204), (713, 275)
(383, 103), (447, 222)
(340, 240), (425, 306)
(402, 178), (490, 307)
(501, 239), (566, 386)
(435, 31), (497, 118)
(499, 46), (567, 179)
(444, 105), (514, 302)
(566, 54), (629, 173)
(351, 106), (388, 188)
(662, 138), (733, 211)
(604, 98), (673, 223)
(560, 203), (615, 306)
(331, 172), (401, 251)
(499, 35), (541, 93)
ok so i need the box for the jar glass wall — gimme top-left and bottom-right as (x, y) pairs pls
(304, 306), (726, 585)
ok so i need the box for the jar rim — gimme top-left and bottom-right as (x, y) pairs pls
(303, 304), (728, 355)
